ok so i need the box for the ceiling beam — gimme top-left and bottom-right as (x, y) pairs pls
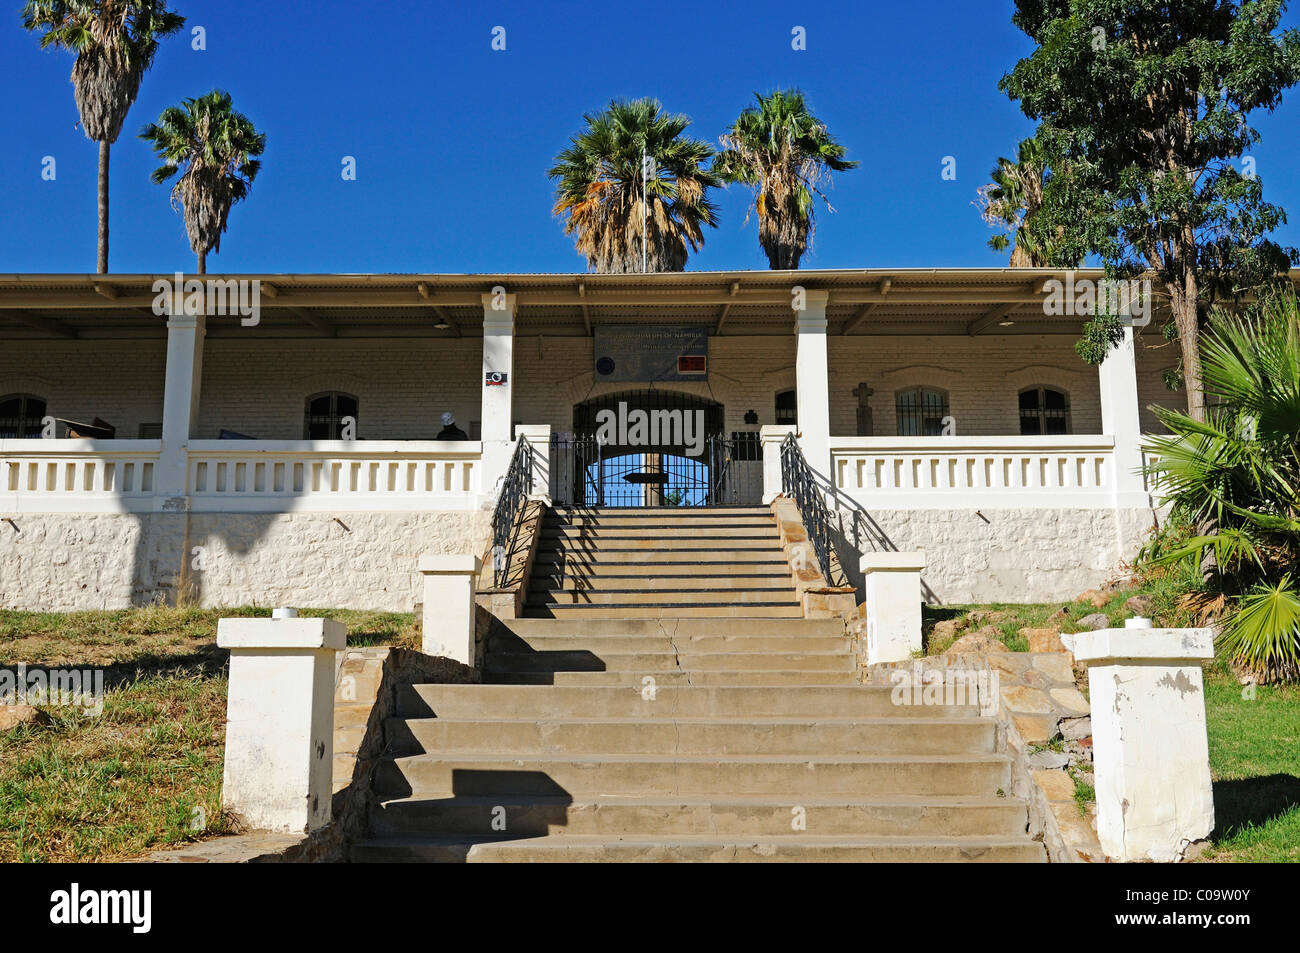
(715, 281), (741, 335)
(7, 309), (77, 338)
(967, 281), (1044, 335)
(841, 277), (892, 335)
(286, 306), (336, 337)
(417, 283), (461, 336)
(966, 303), (1019, 336)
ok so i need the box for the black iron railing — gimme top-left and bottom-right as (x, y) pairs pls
(491, 436), (534, 588)
(780, 433), (834, 582)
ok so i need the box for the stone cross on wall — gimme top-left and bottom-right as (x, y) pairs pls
(853, 382), (874, 436)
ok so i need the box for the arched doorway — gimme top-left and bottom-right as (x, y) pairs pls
(552, 390), (758, 507)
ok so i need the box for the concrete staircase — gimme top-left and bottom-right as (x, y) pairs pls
(523, 506), (803, 619)
(350, 507), (1045, 862)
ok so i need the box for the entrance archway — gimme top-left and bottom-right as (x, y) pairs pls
(552, 390), (758, 507)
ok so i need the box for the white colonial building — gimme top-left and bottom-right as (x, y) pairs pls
(0, 268), (1236, 611)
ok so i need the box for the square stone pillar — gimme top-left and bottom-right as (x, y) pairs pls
(795, 289), (831, 478)
(419, 554), (481, 665)
(760, 425), (796, 504)
(217, 614), (346, 833)
(480, 292), (517, 498)
(156, 311), (206, 501)
(514, 424), (551, 503)
(860, 551), (926, 664)
(1073, 627), (1216, 862)
(1099, 324), (1148, 508)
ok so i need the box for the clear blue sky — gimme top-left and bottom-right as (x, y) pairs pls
(3, 0), (1299, 274)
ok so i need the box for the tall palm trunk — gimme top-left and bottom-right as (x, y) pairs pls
(196, 251), (206, 274)
(97, 141), (110, 274)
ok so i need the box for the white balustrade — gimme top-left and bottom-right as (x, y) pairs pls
(186, 440), (482, 512)
(830, 436), (1118, 509)
(0, 439), (160, 513)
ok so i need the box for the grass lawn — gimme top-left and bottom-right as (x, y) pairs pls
(0, 606), (414, 863)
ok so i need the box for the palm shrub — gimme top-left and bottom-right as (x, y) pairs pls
(1143, 292), (1300, 680)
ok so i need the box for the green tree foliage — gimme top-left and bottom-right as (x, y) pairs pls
(1000, 0), (1300, 420)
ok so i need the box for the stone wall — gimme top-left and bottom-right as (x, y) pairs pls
(831, 504), (1158, 604)
(0, 509), (491, 611)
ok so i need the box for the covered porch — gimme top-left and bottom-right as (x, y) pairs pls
(0, 269), (1189, 607)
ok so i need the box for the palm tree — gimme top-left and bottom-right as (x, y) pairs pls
(22, 1), (186, 273)
(976, 137), (1051, 267)
(713, 90), (857, 270)
(1143, 292), (1300, 681)
(139, 90), (266, 273)
(549, 98), (719, 273)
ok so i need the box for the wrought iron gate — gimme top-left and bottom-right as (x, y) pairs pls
(548, 432), (761, 507)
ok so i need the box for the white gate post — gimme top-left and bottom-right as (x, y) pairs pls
(217, 612), (346, 833)
(1073, 627), (1216, 861)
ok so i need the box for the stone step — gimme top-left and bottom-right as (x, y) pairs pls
(545, 518), (778, 532)
(551, 506), (767, 518)
(371, 753), (1013, 798)
(499, 618), (846, 638)
(350, 834), (1045, 863)
(525, 604), (805, 619)
(529, 573), (793, 591)
(525, 589), (798, 607)
(366, 794), (1030, 839)
(487, 633), (852, 655)
(397, 683), (977, 719)
(483, 650), (855, 674)
(540, 525), (781, 541)
(385, 716), (997, 757)
(486, 670), (863, 686)
(536, 536), (781, 552)
(533, 550), (786, 565)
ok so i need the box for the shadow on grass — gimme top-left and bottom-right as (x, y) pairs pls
(1211, 774), (1300, 838)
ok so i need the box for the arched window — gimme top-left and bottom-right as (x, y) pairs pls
(774, 389), (798, 426)
(1019, 386), (1071, 435)
(0, 393), (47, 438)
(304, 391), (359, 439)
(895, 387), (949, 436)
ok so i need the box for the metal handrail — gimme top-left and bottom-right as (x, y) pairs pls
(491, 436), (533, 588)
(780, 433), (834, 583)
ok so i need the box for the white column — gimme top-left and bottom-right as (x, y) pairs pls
(1099, 325), (1147, 508)
(480, 291), (517, 498)
(156, 312), (205, 501)
(760, 425), (796, 504)
(795, 290), (831, 478)
(1073, 627), (1216, 862)
(514, 423), (551, 502)
(217, 614), (345, 833)
(419, 553), (481, 665)
(860, 551), (926, 663)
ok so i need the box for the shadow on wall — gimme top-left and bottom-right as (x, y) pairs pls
(806, 469), (941, 606)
